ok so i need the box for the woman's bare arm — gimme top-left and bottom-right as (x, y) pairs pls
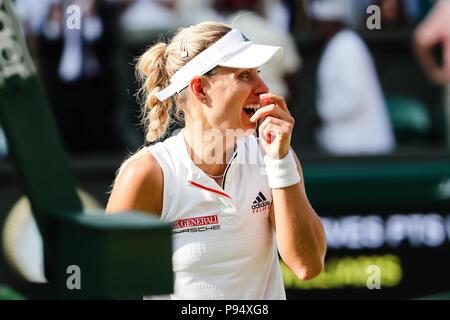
(106, 152), (163, 216)
(252, 92), (326, 281)
(269, 149), (327, 281)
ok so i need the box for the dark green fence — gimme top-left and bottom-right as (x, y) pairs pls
(0, 0), (173, 299)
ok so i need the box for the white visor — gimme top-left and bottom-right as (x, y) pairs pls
(155, 29), (283, 101)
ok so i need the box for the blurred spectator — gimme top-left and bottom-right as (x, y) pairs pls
(34, 0), (121, 153)
(263, 0), (293, 31)
(120, 0), (178, 31)
(303, 0), (358, 28)
(175, 0), (226, 27)
(14, 0), (55, 71)
(14, 0), (53, 34)
(363, 0), (421, 26)
(308, 0), (422, 31)
(414, 0), (450, 145)
(310, 0), (395, 155)
(214, 0), (261, 11)
(403, 0), (421, 22)
(13, 0), (127, 153)
(217, 1), (302, 100)
(375, 0), (409, 29)
(175, 0), (294, 28)
(292, 0), (310, 30)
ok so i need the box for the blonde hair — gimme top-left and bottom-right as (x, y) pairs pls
(113, 22), (232, 184)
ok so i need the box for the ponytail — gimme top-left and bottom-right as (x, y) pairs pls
(136, 42), (172, 143)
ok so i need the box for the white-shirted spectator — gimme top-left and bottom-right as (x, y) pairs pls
(311, 0), (395, 155)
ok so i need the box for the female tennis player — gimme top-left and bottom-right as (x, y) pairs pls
(106, 21), (326, 300)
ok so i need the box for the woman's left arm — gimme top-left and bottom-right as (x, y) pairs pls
(251, 93), (327, 281)
(269, 149), (327, 281)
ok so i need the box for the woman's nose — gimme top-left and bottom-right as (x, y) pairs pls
(254, 75), (269, 96)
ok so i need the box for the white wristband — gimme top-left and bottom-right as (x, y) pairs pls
(263, 150), (301, 189)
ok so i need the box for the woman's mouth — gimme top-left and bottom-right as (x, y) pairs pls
(243, 104), (260, 117)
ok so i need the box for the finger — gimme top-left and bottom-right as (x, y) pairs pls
(260, 116), (294, 139)
(260, 93), (289, 113)
(250, 104), (289, 123)
(260, 116), (288, 128)
(259, 121), (285, 144)
(264, 124), (286, 145)
(250, 104), (279, 123)
(258, 118), (272, 143)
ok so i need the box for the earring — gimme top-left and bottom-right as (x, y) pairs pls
(202, 99), (206, 104)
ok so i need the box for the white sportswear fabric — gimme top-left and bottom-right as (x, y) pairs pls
(146, 129), (286, 300)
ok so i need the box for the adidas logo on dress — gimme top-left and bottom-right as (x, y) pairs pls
(252, 191), (271, 214)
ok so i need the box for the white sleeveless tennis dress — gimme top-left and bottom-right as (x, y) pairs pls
(146, 129), (286, 300)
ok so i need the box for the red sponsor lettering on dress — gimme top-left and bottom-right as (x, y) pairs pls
(173, 215), (219, 229)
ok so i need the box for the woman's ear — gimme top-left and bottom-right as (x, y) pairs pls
(190, 76), (207, 104)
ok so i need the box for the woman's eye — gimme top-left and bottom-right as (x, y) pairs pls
(239, 70), (259, 79)
(240, 71), (250, 78)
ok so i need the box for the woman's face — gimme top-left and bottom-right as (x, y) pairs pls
(202, 67), (269, 133)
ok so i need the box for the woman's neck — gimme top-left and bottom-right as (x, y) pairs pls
(183, 121), (237, 177)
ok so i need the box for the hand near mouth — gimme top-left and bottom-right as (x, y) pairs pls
(250, 93), (294, 160)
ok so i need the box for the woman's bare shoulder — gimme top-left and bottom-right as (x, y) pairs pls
(106, 150), (163, 216)
(123, 150), (162, 179)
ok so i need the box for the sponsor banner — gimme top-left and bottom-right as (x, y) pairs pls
(173, 215), (219, 230)
(284, 212), (450, 299)
(322, 213), (450, 250)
